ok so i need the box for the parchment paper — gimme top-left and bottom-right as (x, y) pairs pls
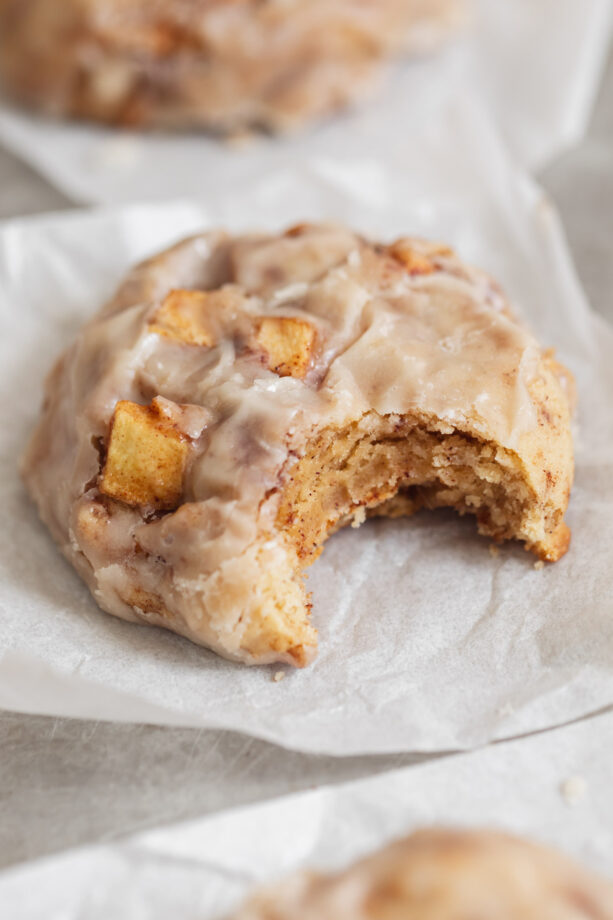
(1, 706), (612, 919)
(0, 97), (612, 756)
(0, 0), (610, 205)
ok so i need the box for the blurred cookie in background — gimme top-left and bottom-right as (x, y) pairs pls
(0, 0), (465, 133)
(229, 828), (613, 919)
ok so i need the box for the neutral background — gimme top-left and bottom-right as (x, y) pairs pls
(1, 46), (612, 873)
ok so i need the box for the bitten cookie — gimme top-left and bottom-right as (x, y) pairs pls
(22, 223), (574, 667)
(0, 0), (464, 132)
(227, 829), (613, 919)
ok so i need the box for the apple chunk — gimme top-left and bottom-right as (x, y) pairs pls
(100, 400), (189, 509)
(256, 316), (316, 379)
(389, 239), (453, 275)
(149, 289), (216, 347)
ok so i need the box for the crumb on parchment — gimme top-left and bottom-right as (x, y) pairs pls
(273, 670), (285, 683)
(534, 560), (545, 571)
(489, 544), (500, 558)
(497, 703), (515, 719)
(560, 776), (587, 806)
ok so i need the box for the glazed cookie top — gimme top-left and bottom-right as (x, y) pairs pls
(36, 226), (554, 521)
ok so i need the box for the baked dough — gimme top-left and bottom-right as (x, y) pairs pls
(22, 223), (574, 667)
(0, 0), (464, 132)
(228, 829), (613, 919)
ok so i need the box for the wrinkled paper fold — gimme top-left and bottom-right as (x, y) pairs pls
(1, 709), (612, 918)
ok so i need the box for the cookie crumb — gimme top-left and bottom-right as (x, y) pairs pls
(497, 703), (515, 718)
(560, 776), (587, 806)
(534, 560), (545, 571)
(351, 506), (367, 529)
(489, 544), (500, 558)
(273, 670), (285, 683)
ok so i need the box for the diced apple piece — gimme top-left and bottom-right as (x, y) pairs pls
(100, 400), (189, 509)
(149, 289), (216, 347)
(389, 239), (453, 275)
(256, 316), (316, 379)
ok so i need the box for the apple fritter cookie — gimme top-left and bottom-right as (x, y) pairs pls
(22, 223), (574, 667)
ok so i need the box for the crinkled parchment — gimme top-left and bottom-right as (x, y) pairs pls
(0, 98), (612, 756)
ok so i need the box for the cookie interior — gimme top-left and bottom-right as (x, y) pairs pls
(241, 408), (569, 665)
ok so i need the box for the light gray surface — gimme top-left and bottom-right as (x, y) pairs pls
(0, 46), (611, 874)
(541, 49), (613, 323)
(0, 149), (69, 219)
